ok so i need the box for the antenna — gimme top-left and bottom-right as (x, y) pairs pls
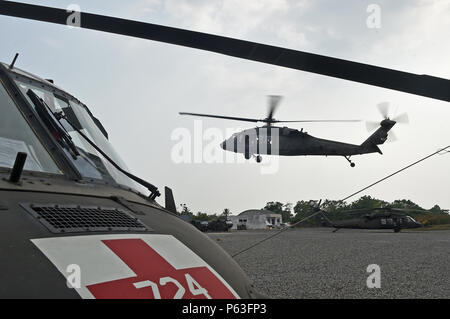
(9, 53), (19, 69)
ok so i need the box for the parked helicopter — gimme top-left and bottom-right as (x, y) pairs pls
(181, 97), (408, 167)
(0, 1), (449, 299)
(317, 207), (423, 232)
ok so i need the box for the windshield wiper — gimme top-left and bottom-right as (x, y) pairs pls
(60, 116), (161, 199)
(27, 89), (160, 199)
(26, 89), (80, 159)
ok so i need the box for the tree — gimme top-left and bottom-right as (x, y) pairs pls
(391, 199), (423, 210)
(264, 202), (283, 214)
(195, 212), (210, 221)
(349, 195), (387, 210)
(282, 203), (293, 223)
(179, 204), (193, 217)
(430, 205), (443, 213)
(291, 200), (317, 226)
(264, 201), (293, 223)
(321, 199), (347, 212)
(221, 208), (231, 219)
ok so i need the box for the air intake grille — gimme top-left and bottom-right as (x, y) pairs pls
(21, 204), (149, 233)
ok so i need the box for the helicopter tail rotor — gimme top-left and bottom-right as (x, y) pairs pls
(366, 102), (409, 142)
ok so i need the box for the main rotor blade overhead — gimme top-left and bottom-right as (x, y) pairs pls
(273, 119), (361, 123)
(179, 112), (261, 123)
(331, 207), (429, 215)
(1, 1), (449, 102)
(180, 112), (361, 124)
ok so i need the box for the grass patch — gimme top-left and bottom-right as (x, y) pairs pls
(405, 224), (450, 231)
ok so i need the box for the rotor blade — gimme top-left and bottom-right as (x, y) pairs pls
(336, 208), (380, 214)
(319, 208), (379, 215)
(393, 112), (409, 124)
(267, 95), (282, 121)
(179, 112), (261, 122)
(389, 208), (429, 213)
(1, 1), (449, 102)
(387, 131), (398, 143)
(366, 121), (380, 132)
(377, 102), (390, 119)
(273, 119), (362, 123)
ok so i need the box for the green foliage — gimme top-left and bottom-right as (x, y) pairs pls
(264, 202), (283, 214)
(264, 201), (293, 223)
(349, 195), (388, 210)
(282, 203), (293, 223)
(290, 200), (317, 226)
(391, 199), (423, 210)
(221, 208), (231, 218)
(195, 212), (207, 221)
(179, 204), (220, 222)
(415, 214), (450, 226)
(179, 204), (193, 218)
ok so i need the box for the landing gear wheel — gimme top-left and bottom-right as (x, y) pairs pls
(344, 156), (356, 167)
(255, 155), (262, 163)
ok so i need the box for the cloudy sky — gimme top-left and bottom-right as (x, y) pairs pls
(1, 0), (449, 215)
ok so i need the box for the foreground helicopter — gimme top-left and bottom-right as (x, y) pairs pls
(181, 97), (408, 167)
(317, 207), (423, 233)
(0, 1), (449, 299)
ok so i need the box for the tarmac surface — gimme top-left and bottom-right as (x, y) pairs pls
(207, 228), (450, 299)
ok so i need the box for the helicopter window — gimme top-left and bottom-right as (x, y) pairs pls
(0, 82), (61, 174)
(380, 218), (386, 225)
(406, 216), (416, 222)
(15, 79), (146, 194)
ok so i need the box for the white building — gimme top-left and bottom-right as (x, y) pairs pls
(229, 209), (282, 230)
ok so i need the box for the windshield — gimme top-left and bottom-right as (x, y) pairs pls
(14, 78), (146, 194)
(0, 80), (61, 174)
(406, 216), (416, 222)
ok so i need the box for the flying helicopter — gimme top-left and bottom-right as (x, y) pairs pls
(0, 1), (449, 299)
(181, 97), (409, 167)
(317, 207), (423, 233)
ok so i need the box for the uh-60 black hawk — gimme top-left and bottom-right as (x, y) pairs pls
(181, 97), (409, 167)
(317, 207), (423, 233)
(0, 1), (449, 299)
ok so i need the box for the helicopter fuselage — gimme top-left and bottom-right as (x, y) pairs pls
(220, 124), (392, 165)
(319, 212), (422, 232)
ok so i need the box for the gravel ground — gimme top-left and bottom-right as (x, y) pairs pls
(207, 228), (450, 299)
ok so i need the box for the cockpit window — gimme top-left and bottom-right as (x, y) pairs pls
(15, 79), (146, 194)
(0, 81), (61, 174)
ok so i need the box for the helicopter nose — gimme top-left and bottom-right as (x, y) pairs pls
(220, 140), (226, 150)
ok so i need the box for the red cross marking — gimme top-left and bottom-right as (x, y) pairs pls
(86, 239), (237, 299)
